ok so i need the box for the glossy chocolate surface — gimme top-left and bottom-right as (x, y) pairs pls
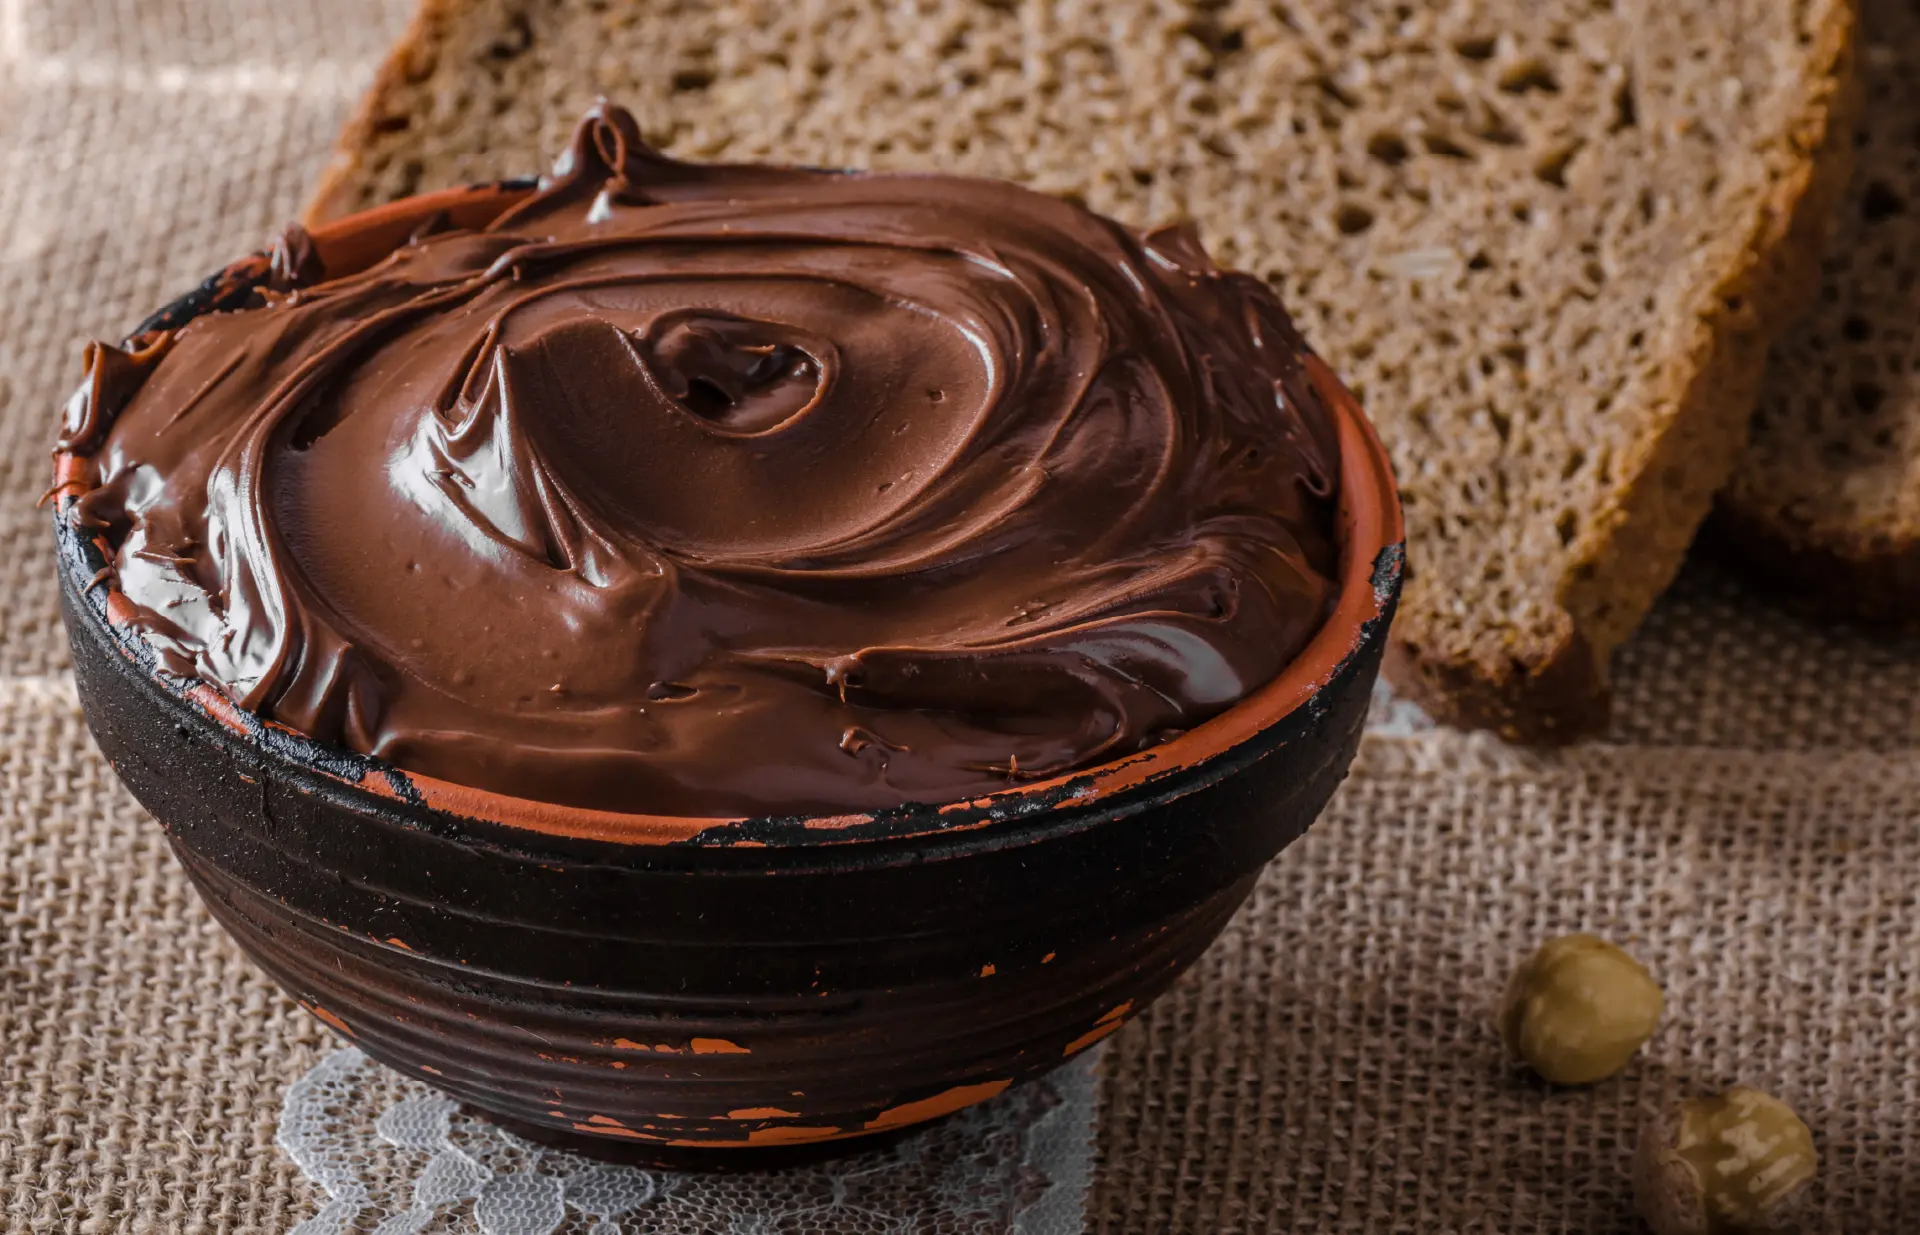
(66, 104), (1342, 816)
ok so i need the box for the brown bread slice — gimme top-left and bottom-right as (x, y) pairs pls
(307, 0), (1858, 741)
(1714, 0), (1919, 625)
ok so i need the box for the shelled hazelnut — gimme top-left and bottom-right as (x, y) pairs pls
(1498, 934), (1664, 1085)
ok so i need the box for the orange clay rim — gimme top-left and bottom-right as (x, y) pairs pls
(55, 182), (1404, 848)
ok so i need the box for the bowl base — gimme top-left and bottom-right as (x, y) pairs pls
(481, 1108), (928, 1172)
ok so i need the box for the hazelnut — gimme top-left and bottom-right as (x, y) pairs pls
(1633, 1086), (1818, 1235)
(1498, 933), (1664, 1084)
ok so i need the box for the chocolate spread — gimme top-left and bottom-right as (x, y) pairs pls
(63, 103), (1342, 817)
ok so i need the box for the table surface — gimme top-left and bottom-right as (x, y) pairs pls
(0, 2), (1915, 1231)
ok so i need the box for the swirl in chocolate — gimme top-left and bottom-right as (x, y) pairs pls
(65, 104), (1341, 817)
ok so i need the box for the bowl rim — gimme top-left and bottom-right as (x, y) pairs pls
(52, 181), (1405, 850)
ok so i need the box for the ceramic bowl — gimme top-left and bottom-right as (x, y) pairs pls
(52, 182), (1404, 1160)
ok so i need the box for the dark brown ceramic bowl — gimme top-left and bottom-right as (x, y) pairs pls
(52, 183), (1404, 1160)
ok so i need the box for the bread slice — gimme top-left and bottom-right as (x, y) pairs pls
(1713, 0), (1918, 625)
(307, 0), (1859, 742)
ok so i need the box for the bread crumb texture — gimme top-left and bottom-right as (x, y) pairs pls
(310, 0), (1858, 739)
(1718, 0), (1919, 624)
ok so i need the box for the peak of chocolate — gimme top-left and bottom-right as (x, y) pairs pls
(65, 103), (1341, 817)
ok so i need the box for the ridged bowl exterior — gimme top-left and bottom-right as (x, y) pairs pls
(59, 556), (1390, 1152)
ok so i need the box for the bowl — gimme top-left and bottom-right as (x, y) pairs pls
(51, 182), (1405, 1160)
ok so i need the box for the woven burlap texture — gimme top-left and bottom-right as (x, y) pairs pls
(1, 1), (1915, 1232)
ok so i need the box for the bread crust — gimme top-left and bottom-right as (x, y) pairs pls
(305, 0), (477, 227)
(1705, 502), (1920, 627)
(305, 0), (1866, 743)
(1383, 617), (1610, 744)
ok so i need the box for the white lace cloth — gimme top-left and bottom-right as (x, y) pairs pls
(278, 1046), (1099, 1235)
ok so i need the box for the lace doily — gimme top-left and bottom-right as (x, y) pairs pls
(278, 1046), (1098, 1234)
(1366, 678), (1434, 737)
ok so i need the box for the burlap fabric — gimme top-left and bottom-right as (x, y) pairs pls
(1, 2), (1915, 1231)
